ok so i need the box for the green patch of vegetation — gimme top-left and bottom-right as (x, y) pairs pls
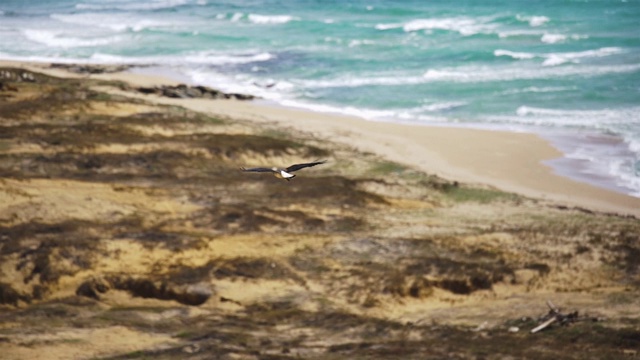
(58, 338), (85, 344)
(93, 79), (129, 89)
(259, 128), (295, 141)
(164, 105), (226, 125)
(0, 140), (10, 152)
(174, 330), (194, 339)
(443, 185), (519, 204)
(115, 350), (147, 360)
(606, 291), (639, 305)
(87, 92), (113, 102)
(203, 115), (225, 125)
(369, 160), (408, 176)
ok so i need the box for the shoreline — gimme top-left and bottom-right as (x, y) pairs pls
(3, 59), (640, 217)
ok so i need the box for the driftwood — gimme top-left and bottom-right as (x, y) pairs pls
(530, 300), (580, 333)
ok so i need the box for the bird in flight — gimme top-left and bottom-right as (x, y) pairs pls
(240, 160), (326, 181)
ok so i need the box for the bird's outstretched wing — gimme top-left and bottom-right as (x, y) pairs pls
(285, 160), (326, 173)
(240, 167), (275, 173)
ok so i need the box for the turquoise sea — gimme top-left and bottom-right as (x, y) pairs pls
(1, 0), (639, 197)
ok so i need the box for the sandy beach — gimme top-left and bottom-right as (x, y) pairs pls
(2, 60), (640, 359)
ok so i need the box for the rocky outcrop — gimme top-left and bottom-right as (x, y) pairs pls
(135, 84), (256, 100)
(49, 63), (132, 74)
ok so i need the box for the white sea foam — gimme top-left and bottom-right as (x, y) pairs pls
(301, 62), (640, 89)
(186, 69), (264, 96)
(542, 57), (568, 67)
(541, 33), (566, 44)
(76, 0), (189, 11)
(497, 29), (543, 38)
(89, 53), (160, 64)
(501, 86), (576, 95)
(630, 138), (640, 154)
(324, 37), (343, 44)
(0, 51), (152, 65)
(612, 164), (640, 196)
(90, 53), (133, 63)
(183, 51), (273, 65)
(516, 14), (550, 27)
(375, 23), (403, 31)
(179, 69), (434, 122)
(348, 39), (375, 47)
(247, 14), (296, 24)
(0, 53), (77, 64)
(22, 29), (125, 48)
(513, 106), (640, 128)
(419, 101), (467, 112)
(402, 17), (497, 36)
(541, 47), (622, 66)
(300, 74), (424, 88)
(494, 49), (536, 60)
(545, 131), (640, 197)
(51, 13), (172, 32)
(280, 96), (450, 125)
(279, 99), (399, 121)
(183, 69), (308, 108)
(117, 19), (171, 33)
(579, 153), (640, 194)
(495, 47), (623, 66)
(230, 13), (244, 22)
(423, 63), (640, 83)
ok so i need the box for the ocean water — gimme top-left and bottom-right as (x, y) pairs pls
(1, 0), (640, 197)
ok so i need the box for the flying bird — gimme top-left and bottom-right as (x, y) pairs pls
(240, 160), (326, 181)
